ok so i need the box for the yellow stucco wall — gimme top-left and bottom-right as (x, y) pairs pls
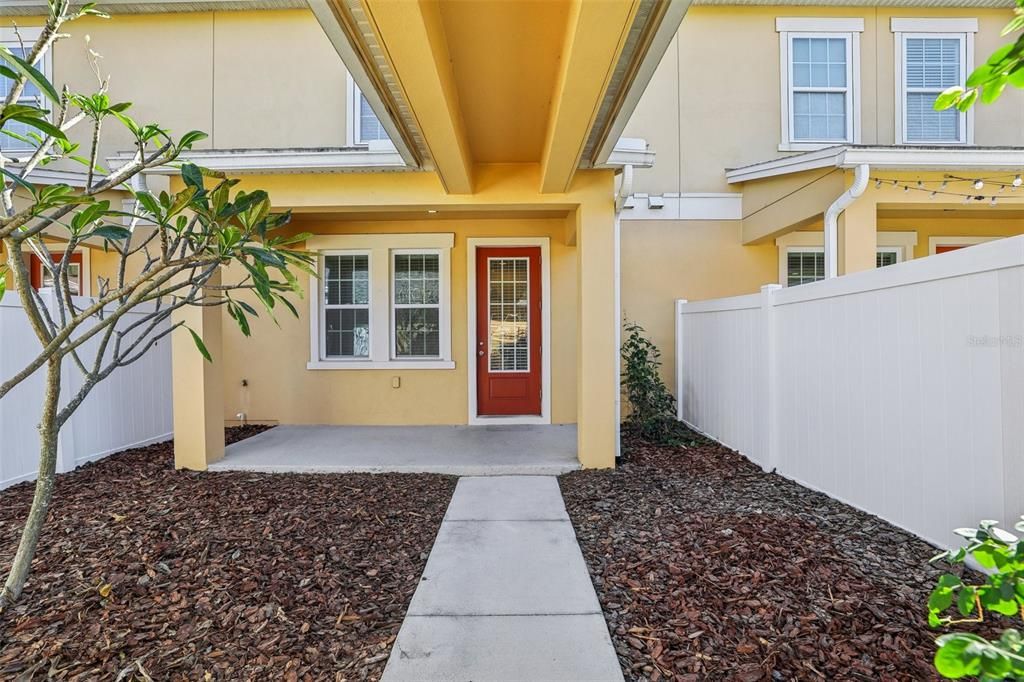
(624, 5), (1024, 195)
(219, 217), (579, 427)
(620, 219), (777, 390)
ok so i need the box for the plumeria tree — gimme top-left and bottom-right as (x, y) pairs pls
(0, 1), (312, 609)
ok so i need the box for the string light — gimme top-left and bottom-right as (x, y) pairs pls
(871, 175), (1024, 205)
(1015, 175), (1023, 187)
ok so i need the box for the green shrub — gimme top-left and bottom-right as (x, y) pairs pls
(620, 321), (679, 443)
(928, 518), (1024, 680)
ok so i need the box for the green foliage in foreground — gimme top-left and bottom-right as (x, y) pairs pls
(935, 0), (1024, 110)
(929, 519), (1024, 679)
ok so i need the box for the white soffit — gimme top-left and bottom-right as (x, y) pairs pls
(726, 146), (1024, 184)
(109, 147), (410, 176)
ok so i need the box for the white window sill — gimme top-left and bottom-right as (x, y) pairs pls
(307, 360), (456, 371)
(898, 140), (969, 146)
(778, 141), (850, 152)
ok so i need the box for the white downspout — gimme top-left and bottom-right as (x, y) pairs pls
(614, 165), (633, 460)
(824, 163), (869, 279)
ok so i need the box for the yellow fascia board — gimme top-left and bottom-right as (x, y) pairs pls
(215, 163), (609, 215)
(362, 0), (474, 195)
(539, 0), (639, 194)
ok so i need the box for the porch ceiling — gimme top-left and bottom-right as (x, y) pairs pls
(309, 0), (687, 194)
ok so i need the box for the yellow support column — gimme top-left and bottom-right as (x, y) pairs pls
(838, 194), (878, 275)
(576, 202), (617, 469)
(172, 270), (225, 470)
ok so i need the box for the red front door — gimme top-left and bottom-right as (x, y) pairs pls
(476, 247), (542, 416)
(29, 252), (83, 293)
(935, 245), (968, 254)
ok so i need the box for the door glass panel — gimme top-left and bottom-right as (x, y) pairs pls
(488, 257), (529, 372)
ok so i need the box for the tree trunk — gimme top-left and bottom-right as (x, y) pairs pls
(0, 357), (62, 611)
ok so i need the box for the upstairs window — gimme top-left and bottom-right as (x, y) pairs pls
(893, 19), (976, 144)
(790, 37), (850, 142)
(903, 36), (964, 142)
(0, 28), (50, 152)
(777, 19), (862, 151)
(347, 74), (391, 145)
(357, 93), (389, 143)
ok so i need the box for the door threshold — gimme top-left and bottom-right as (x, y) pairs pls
(470, 415), (550, 426)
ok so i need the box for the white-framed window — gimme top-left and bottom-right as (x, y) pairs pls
(776, 231), (917, 286)
(777, 18), (863, 151)
(308, 233), (454, 370)
(1, 27), (51, 153)
(391, 250), (443, 359)
(785, 246), (826, 287)
(346, 73), (390, 146)
(876, 246), (902, 268)
(322, 252), (371, 359)
(893, 19), (976, 145)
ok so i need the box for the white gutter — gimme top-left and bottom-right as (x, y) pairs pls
(613, 165), (633, 459)
(824, 163), (869, 278)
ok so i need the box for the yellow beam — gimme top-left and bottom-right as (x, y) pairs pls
(540, 0), (639, 194)
(362, 0), (474, 194)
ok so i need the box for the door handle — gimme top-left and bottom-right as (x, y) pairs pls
(478, 350), (485, 357)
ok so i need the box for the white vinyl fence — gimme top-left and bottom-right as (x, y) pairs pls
(0, 290), (173, 489)
(676, 235), (1024, 549)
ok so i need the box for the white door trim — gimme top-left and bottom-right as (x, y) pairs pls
(466, 237), (552, 425)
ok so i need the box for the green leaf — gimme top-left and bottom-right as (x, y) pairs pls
(934, 86), (965, 111)
(178, 130), (208, 149)
(1004, 14), (1024, 36)
(956, 89), (979, 112)
(938, 574), (963, 589)
(185, 326), (212, 363)
(957, 586), (977, 616)
(981, 75), (1009, 104)
(20, 115), (66, 141)
(0, 166), (37, 198)
(0, 266), (6, 299)
(134, 191), (161, 219)
(0, 46), (60, 104)
(181, 163), (205, 192)
(935, 635), (983, 678)
(929, 587), (954, 613)
(89, 225), (132, 241)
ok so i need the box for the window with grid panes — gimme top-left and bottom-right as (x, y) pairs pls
(393, 252), (441, 358)
(323, 254), (370, 358)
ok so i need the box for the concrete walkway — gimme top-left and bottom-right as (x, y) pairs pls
(212, 425), (579, 476)
(381, 476), (623, 681)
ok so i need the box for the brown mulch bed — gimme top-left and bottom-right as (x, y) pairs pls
(560, 431), (998, 682)
(0, 426), (456, 681)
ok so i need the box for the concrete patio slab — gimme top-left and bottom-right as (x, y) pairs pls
(383, 475), (623, 681)
(381, 614), (622, 681)
(443, 476), (569, 521)
(211, 424), (579, 476)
